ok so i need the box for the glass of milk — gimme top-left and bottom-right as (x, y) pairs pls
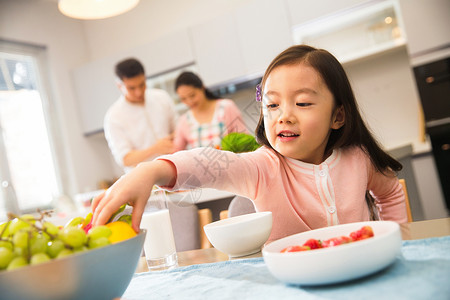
(140, 189), (178, 270)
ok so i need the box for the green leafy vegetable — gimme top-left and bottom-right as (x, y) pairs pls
(221, 133), (260, 153)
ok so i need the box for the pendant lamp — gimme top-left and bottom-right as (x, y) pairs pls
(58, 0), (140, 20)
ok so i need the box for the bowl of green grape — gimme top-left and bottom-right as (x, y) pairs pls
(0, 210), (145, 300)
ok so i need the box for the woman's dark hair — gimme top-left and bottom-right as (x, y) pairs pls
(255, 45), (402, 175)
(175, 71), (218, 100)
(115, 58), (145, 80)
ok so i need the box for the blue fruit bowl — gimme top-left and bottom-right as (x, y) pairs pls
(0, 229), (146, 300)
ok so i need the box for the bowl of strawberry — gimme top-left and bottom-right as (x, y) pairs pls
(262, 221), (401, 285)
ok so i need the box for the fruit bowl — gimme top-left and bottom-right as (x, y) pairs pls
(262, 221), (401, 285)
(0, 229), (145, 300)
(204, 211), (272, 257)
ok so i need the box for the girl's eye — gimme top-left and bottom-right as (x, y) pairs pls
(296, 102), (311, 107)
(266, 104), (278, 109)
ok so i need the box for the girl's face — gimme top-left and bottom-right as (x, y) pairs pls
(262, 63), (344, 164)
(177, 85), (206, 110)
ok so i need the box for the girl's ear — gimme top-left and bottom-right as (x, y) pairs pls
(331, 105), (345, 129)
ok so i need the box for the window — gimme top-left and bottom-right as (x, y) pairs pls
(0, 41), (62, 220)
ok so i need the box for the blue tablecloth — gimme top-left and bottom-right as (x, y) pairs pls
(123, 236), (450, 300)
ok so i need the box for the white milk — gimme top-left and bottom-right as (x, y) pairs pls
(141, 209), (176, 259)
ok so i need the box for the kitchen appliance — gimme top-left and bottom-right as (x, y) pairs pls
(413, 56), (450, 211)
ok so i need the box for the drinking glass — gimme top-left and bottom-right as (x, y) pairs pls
(140, 189), (178, 270)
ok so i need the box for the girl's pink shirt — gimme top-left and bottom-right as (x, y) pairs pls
(159, 146), (407, 241)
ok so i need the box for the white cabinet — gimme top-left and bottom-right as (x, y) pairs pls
(72, 30), (194, 135)
(234, 0), (293, 76)
(292, 0), (407, 66)
(286, 0), (366, 26)
(397, 0), (450, 56)
(190, 0), (292, 87)
(72, 57), (119, 135)
(126, 29), (195, 77)
(189, 12), (246, 87)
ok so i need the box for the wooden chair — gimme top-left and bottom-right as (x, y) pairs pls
(399, 179), (413, 222)
(197, 208), (212, 249)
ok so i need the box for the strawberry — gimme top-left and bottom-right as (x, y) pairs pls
(281, 245), (311, 253)
(303, 238), (322, 249)
(350, 226), (374, 241)
(322, 236), (352, 247)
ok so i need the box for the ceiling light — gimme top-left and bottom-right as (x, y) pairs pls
(58, 0), (140, 20)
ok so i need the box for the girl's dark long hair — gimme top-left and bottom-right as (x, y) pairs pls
(175, 71), (218, 100)
(255, 45), (402, 175)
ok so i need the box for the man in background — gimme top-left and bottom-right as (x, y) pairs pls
(104, 58), (177, 173)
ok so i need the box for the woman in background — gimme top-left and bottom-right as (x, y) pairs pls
(173, 71), (248, 151)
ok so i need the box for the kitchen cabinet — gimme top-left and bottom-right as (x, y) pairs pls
(190, 0), (292, 87)
(286, 0), (366, 26)
(189, 12), (245, 87)
(72, 30), (194, 135)
(234, 0), (292, 76)
(397, 0), (450, 57)
(292, 0), (407, 66)
(72, 57), (119, 135)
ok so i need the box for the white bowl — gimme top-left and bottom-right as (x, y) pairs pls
(262, 221), (401, 285)
(0, 230), (146, 300)
(204, 212), (272, 257)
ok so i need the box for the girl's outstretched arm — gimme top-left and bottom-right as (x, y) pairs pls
(91, 159), (177, 232)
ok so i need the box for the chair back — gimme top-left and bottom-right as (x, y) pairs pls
(399, 179), (413, 222)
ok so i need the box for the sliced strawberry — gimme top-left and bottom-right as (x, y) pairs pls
(323, 236), (352, 247)
(350, 226), (374, 241)
(280, 245), (311, 253)
(303, 238), (322, 249)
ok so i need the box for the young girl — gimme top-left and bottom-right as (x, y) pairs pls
(173, 71), (248, 151)
(93, 45), (407, 241)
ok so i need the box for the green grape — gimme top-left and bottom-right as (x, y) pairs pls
(0, 247), (14, 269)
(14, 245), (28, 258)
(20, 214), (36, 224)
(88, 236), (110, 249)
(87, 225), (112, 240)
(30, 233), (48, 255)
(42, 221), (59, 236)
(0, 240), (13, 251)
(73, 246), (88, 253)
(82, 212), (93, 228)
(0, 221), (11, 238)
(7, 256), (28, 270)
(56, 248), (73, 259)
(12, 230), (29, 249)
(8, 218), (31, 235)
(117, 214), (132, 226)
(60, 227), (87, 248)
(30, 253), (51, 265)
(108, 204), (126, 222)
(47, 239), (65, 258)
(64, 216), (84, 228)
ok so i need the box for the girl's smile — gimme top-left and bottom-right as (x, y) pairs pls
(263, 63), (344, 164)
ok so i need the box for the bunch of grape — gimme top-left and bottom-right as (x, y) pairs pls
(0, 207), (130, 272)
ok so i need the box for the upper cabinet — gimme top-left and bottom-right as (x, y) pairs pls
(189, 12), (246, 87)
(234, 0), (293, 76)
(397, 0), (450, 57)
(286, 0), (366, 25)
(72, 57), (119, 135)
(292, 0), (407, 66)
(190, 0), (292, 87)
(72, 30), (194, 135)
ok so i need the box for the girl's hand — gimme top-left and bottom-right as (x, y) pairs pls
(91, 160), (176, 232)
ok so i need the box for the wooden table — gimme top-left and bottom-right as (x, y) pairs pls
(135, 218), (450, 273)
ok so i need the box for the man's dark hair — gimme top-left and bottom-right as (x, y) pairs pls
(115, 58), (145, 80)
